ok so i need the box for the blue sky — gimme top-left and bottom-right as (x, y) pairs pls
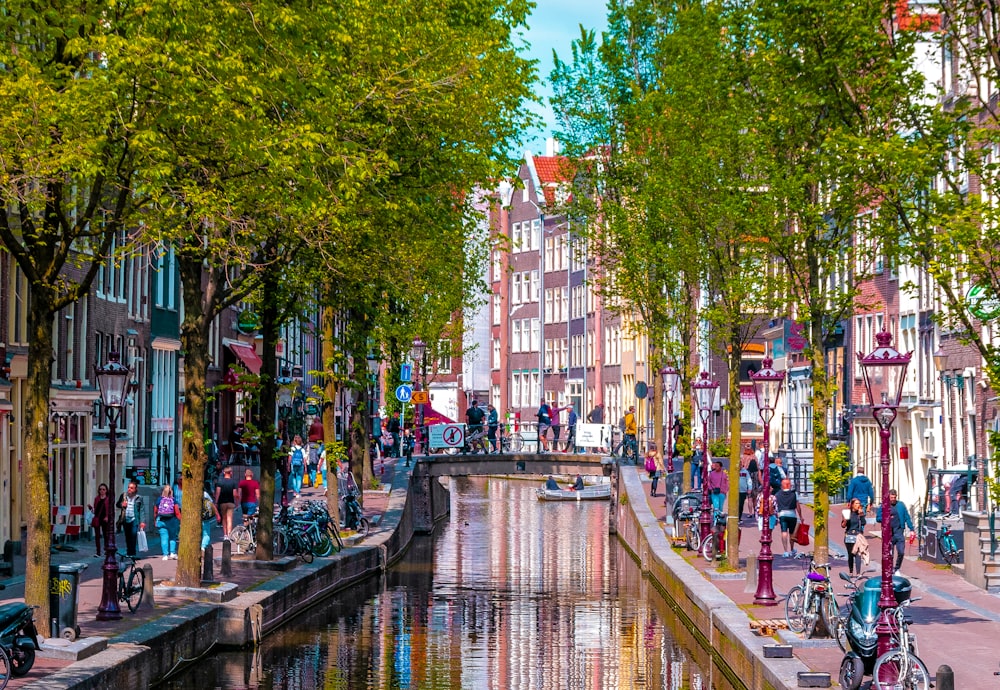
(518, 1), (608, 156)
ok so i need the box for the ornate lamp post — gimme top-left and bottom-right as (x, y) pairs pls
(95, 351), (132, 621)
(660, 366), (680, 473)
(366, 352), (380, 444)
(751, 356), (785, 606)
(410, 338), (426, 453)
(692, 371), (719, 542)
(857, 329), (911, 669)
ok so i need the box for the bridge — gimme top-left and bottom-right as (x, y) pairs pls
(405, 452), (624, 535)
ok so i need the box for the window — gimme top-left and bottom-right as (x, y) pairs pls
(512, 372), (522, 408)
(544, 289), (554, 325)
(8, 264), (29, 346)
(97, 226), (127, 302)
(436, 339), (452, 374)
(492, 339), (501, 370)
(530, 270), (539, 302)
(154, 244), (176, 310)
(530, 318), (540, 352)
(513, 320), (522, 352)
(492, 250), (502, 283)
(512, 273), (522, 305)
(511, 222), (521, 253)
(531, 219), (541, 251)
(492, 294), (501, 326)
(545, 339), (554, 370)
(559, 338), (568, 370)
(559, 287), (568, 324)
(544, 236), (554, 272)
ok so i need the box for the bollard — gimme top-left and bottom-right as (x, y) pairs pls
(745, 553), (759, 593)
(202, 544), (214, 583)
(139, 564), (155, 610)
(220, 540), (232, 577)
(936, 665), (954, 690)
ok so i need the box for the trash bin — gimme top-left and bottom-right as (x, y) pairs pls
(49, 562), (88, 640)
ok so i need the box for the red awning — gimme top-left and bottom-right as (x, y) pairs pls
(421, 405), (455, 425)
(227, 342), (262, 375)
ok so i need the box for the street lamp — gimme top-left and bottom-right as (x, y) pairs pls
(410, 338), (426, 453)
(692, 371), (719, 542)
(751, 356), (785, 606)
(660, 366), (680, 472)
(857, 328), (911, 671)
(366, 351), (380, 441)
(95, 351), (132, 621)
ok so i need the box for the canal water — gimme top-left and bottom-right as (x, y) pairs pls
(162, 476), (740, 689)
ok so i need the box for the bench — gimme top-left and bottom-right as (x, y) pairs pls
(0, 541), (13, 577)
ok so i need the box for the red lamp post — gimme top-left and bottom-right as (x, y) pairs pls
(751, 356), (785, 606)
(857, 329), (911, 677)
(692, 371), (719, 542)
(95, 351), (132, 621)
(410, 338), (426, 453)
(660, 366), (680, 474)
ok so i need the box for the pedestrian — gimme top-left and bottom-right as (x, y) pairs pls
(549, 403), (564, 451)
(738, 463), (751, 520)
(214, 465), (238, 540)
(154, 485), (180, 560)
(308, 415), (325, 484)
(766, 454), (786, 494)
(536, 400), (552, 452)
(691, 445), (704, 490)
(845, 465), (875, 513)
(775, 478), (804, 557)
(947, 472), (969, 516)
(88, 483), (111, 558)
(707, 460), (728, 513)
(756, 490), (777, 533)
(588, 403), (604, 424)
(238, 468), (260, 523)
(486, 404), (499, 453)
(172, 473), (184, 506)
(387, 411), (401, 459)
(623, 406), (637, 462)
(287, 434), (307, 498)
(466, 398), (486, 453)
(565, 406), (578, 453)
(116, 480), (146, 558)
(877, 489), (914, 576)
(201, 481), (221, 550)
(842, 497), (865, 575)
(646, 448), (663, 496)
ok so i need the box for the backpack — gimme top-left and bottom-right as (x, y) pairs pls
(291, 446), (304, 468)
(739, 469), (751, 493)
(644, 455), (656, 472)
(768, 464), (783, 491)
(201, 494), (215, 521)
(157, 496), (176, 516)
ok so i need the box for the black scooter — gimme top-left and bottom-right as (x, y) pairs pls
(838, 572), (912, 690)
(341, 492), (370, 539)
(0, 585), (40, 677)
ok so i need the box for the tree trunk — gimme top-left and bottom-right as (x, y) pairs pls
(322, 300), (340, 525)
(726, 334), (744, 566)
(23, 288), (55, 634)
(255, 271), (281, 561)
(349, 399), (366, 507)
(809, 333), (831, 566)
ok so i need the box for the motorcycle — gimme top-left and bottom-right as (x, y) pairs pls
(0, 586), (40, 677)
(340, 491), (370, 539)
(838, 573), (912, 690)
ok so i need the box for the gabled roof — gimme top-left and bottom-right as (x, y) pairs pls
(524, 152), (575, 207)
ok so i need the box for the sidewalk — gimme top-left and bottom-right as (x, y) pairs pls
(639, 469), (1000, 687)
(0, 458), (397, 688)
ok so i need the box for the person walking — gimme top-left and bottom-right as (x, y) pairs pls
(154, 485), (180, 560)
(486, 404), (499, 453)
(238, 469), (260, 523)
(88, 483), (112, 558)
(623, 406), (638, 462)
(775, 478), (804, 557)
(386, 411), (401, 459)
(738, 463), (752, 520)
(842, 498), (866, 575)
(846, 466), (876, 513)
(877, 489), (914, 576)
(287, 434), (307, 498)
(691, 445), (704, 490)
(116, 481), (146, 558)
(536, 400), (552, 452)
(645, 447), (661, 496)
(707, 460), (728, 514)
(201, 482), (221, 550)
(549, 404), (565, 451)
(565, 406), (578, 453)
(214, 466), (238, 540)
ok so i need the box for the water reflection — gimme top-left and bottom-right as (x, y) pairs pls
(161, 476), (731, 689)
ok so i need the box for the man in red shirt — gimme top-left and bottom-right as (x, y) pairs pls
(237, 469), (261, 523)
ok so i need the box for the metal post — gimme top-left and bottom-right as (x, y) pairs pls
(875, 423), (897, 662)
(97, 411), (122, 621)
(754, 418), (776, 605)
(700, 418), (712, 542)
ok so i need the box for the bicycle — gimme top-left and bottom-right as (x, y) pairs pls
(937, 523), (961, 565)
(872, 598), (930, 690)
(117, 553), (145, 613)
(785, 561), (837, 639)
(700, 509), (727, 561)
(229, 514), (257, 555)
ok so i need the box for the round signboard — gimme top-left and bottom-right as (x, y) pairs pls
(634, 381), (648, 399)
(236, 310), (261, 334)
(967, 284), (1000, 321)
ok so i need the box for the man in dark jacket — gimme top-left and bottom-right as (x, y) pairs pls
(846, 466), (876, 513)
(877, 489), (914, 575)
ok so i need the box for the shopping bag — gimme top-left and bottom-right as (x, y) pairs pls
(136, 530), (149, 553)
(794, 522), (810, 547)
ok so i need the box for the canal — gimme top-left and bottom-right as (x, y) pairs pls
(162, 476), (739, 689)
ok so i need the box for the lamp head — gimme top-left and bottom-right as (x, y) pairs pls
(750, 357), (785, 423)
(856, 329), (911, 428)
(95, 351), (131, 410)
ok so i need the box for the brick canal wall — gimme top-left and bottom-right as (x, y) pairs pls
(26, 465), (451, 690)
(614, 468), (808, 690)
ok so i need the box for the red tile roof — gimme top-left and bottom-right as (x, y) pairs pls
(533, 156), (574, 184)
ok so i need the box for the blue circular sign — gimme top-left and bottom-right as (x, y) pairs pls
(395, 385), (413, 403)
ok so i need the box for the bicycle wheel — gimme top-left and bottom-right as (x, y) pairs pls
(510, 434), (523, 453)
(820, 593), (839, 639)
(296, 534), (315, 563)
(803, 596), (820, 638)
(230, 525), (253, 554)
(356, 517), (370, 539)
(940, 537), (959, 565)
(125, 567), (145, 613)
(273, 527), (288, 556)
(686, 524), (701, 552)
(872, 650), (931, 690)
(701, 534), (716, 561)
(312, 533), (334, 557)
(831, 611), (849, 652)
(785, 585), (806, 633)
(0, 643), (11, 690)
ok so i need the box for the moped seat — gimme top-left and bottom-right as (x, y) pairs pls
(0, 602), (28, 621)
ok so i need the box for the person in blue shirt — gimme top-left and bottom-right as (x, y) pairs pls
(876, 489), (914, 576)
(846, 466), (876, 513)
(544, 476), (560, 491)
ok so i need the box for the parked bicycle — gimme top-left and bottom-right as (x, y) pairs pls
(785, 561), (837, 639)
(117, 553), (145, 613)
(700, 509), (727, 561)
(229, 514), (258, 555)
(872, 598), (930, 690)
(937, 523), (961, 565)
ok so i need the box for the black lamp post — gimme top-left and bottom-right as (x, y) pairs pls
(857, 329), (911, 673)
(660, 366), (680, 473)
(366, 352), (380, 442)
(95, 351), (132, 621)
(410, 338), (426, 453)
(692, 371), (719, 542)
(751, 356), (785, 606)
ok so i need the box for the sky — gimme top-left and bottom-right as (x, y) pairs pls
(518, 1), (609, 156)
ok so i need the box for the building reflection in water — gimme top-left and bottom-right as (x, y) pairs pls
(161, 476), (740, 690)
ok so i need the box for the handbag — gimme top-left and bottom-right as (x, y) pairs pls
(794, 522), (810, 546)
(136, 530), (149, 553)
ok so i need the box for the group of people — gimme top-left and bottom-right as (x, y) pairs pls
(534, 400), (579, 453)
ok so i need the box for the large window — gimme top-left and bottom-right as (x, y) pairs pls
(97, 226), (127, 302)
(7, 264), (29, 346)
(154, 244), (177, 310)
(436, 339), (452, 374)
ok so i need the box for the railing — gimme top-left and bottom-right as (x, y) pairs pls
(780, 416), (814, 451)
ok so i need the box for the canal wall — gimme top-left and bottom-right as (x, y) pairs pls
(614, 468), (810, 690)
(25, 467), (451, 690)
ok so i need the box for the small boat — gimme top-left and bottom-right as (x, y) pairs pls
(536, 484), (611, 501)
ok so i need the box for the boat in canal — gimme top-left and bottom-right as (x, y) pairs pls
(536, 483), (611, 501)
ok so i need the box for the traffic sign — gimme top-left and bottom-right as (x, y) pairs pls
(395, 385), (413, 403)
(635, 381), (648, 399)
(967, 284), (1000, 321)
(429, 423), (464, 448)
(400, 363), (412, 382)
(411, 391), (429, 405)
